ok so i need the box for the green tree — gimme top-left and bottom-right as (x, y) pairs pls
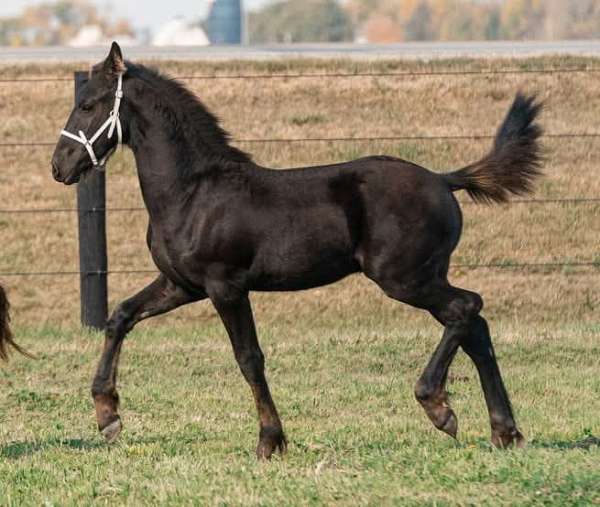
(405, 1), (433, 41)
(500, 0), (545, 39)
(249, 0), (354, 43)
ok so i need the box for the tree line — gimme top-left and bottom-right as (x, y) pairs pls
(249, 0), (600, 44)
(2, 0), (600, 46)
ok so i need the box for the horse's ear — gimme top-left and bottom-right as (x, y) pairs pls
(104, 41), (127, 75)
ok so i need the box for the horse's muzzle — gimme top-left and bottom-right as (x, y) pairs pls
(52, 158), (82, 185)
(51, 160), (63, 182)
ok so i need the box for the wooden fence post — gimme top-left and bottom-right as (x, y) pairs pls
(75, 71), (108, 330)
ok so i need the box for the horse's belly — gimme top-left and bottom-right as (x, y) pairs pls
(249, 241), (359, 291)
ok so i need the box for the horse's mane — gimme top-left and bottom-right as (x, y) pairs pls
(126, 62), (252, 180)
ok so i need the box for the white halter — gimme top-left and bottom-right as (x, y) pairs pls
(60, 73), (123, 168)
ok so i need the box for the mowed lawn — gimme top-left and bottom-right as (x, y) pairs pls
(1, 298), (599, 505)
(0, 56), (599, 504)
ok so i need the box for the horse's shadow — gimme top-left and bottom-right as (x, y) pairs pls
(0, 438), (107, 459)
(3, 434), (598, 459)
(0, 435), (169, 459)
(528, 435), (600, 451)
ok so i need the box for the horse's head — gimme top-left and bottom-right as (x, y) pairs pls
(52, 42), (127, 185)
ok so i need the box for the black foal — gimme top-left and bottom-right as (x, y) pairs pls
(52, 43), (542, 458)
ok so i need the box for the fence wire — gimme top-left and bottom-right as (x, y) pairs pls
(0, 261), (598, 278)
(2, 66), (600, 84)
(2, 132), (600, 150)
(0, 65), (598, 279)
(0, 197), (599, 216)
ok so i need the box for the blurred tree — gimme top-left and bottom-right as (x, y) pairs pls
(500, 0), (545, 39)
(5, 0), (600, 46)
(0, 18), (23, 47)
(109, 19), (135, 38)
(249, 0), (353, 43)
(363, 14), (403, 43)
(484, 8), (502, 40)
(0, 0), (133, 46)
(405, 1), (433, 40)
(345, 0), (383, 26)
(564, 0), (600, 39)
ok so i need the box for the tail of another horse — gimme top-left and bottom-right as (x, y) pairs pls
(443, 93), (543, 204)
(0, 284), (29, 361)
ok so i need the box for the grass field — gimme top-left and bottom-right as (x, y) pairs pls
(0, 55), (599, 505)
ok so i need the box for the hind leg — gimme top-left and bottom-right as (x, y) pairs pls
(406, 283), (465, 440)
(428, 287), (523, 447)
(460, 315), (524, 448)
(377, 276), (522, 447)
(414, 324), (460, 438)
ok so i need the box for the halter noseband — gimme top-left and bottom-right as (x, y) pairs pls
(60, 73), (123, 168)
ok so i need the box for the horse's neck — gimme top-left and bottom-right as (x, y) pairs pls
(130, 129), (191, 220)
(129, 125), (242, 223)
(126, 90), (248, 221)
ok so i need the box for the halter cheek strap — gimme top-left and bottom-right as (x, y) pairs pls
(60, 73), (124, 168)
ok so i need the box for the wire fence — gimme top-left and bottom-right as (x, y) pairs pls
(1, 197), (599, 216)
(2, 65), (600, 84)
(0, 261), (598, 278)
(3, 132), (600, 150)
(1, 64), (599, 278)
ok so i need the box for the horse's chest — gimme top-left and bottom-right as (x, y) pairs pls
(148, 230), (207, 288)
(148, 223), (248, 290)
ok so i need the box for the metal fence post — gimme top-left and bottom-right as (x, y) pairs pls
(75, 71), (108, 330)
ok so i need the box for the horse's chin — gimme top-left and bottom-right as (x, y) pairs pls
(63, 166), (92, 185)
(63, 170), (83, 185)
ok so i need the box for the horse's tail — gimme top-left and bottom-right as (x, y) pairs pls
(443, 93), (543, 204)
(0, 284), (29, 361)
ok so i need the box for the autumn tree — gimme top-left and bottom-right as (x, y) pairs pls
(0, 0), (133, 46)
(344, 0), (600, 43)
(249, 0), (353, 43)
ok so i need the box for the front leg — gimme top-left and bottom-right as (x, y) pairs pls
(211, 292), (286, 459)
(92, 275), (201, 442)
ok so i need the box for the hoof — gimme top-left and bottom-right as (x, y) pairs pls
(256, 427), (287, 460)
(492, 428), (525, 449)
(418, 397), (459, 439)
(440, 411), (458, 439)
(101, 418), (122, 444)
(415, 383), (459, 439)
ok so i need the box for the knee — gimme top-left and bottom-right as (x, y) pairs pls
(107, 303), (135, 337)
(458, 292), (483, 322)
(466, 293), (483, 317)
(440, 292), (483, 327)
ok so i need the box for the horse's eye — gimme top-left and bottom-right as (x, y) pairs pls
(80, 102), (93, 113)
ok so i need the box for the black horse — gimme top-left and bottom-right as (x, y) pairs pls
(52, 43), (542, 458)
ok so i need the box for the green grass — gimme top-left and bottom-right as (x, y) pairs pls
(0, 54), (599, 504)
(1, 315), (598, 505)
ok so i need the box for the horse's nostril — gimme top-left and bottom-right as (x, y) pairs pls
(52, 161), (62, 180)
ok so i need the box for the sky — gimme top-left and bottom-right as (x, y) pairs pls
(0, 0), (272, 32)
